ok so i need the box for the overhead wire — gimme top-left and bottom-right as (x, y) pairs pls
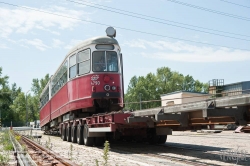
(74, 0), (250, 38)
(67, 0), (250, 42)
(75, 0), (250, 38)
(0, 1), (250, 51)
(166, 0), (250, 21)
(219, 0), (250, 9)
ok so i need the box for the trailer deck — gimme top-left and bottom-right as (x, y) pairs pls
(129, 93), (250, 128)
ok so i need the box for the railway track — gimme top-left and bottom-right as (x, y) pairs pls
(13, 132), (79, 166)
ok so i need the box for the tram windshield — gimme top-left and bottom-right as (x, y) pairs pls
(92, 51), (118, 72)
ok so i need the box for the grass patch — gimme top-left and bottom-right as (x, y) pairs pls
(0, 130), (13, 164)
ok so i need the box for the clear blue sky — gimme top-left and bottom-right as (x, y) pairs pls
(0, 0), (250, 93)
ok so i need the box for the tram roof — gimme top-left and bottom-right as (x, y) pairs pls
(67, 36), (119, 56)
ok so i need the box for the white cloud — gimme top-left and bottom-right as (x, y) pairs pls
(52, 39), (64, 48)
(20, 39), (50, 51)
(124, 39), (250, 62)
(123, 40), (147, 49)
(0, 43), (9, 49)
(64, 39), (83, 50)
(0, 6), (89, 37)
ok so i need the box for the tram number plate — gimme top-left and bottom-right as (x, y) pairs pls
(91, 81), (100, 85)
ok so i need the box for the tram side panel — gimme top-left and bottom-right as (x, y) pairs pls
(76, 75), (93, 109)
(51, 84), (69, 120)
(67, 76), (93, 111)
(40, 101), (51, 128)
(78, 75), (92, 99)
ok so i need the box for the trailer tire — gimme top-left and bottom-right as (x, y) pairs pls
(77, 124), (84, 145)
(149, 135), (159, 144)
(95, 137), (104, 147)
(157, 135), (167, 144)
(71, 126), (77, 143)
(66, 126), (71, 142)
(61, 126), (66, 141)
(84, 124), (94, 146)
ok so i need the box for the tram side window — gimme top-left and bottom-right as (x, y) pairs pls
(40, 87), (49, 109)
(78, 49), (90, 75)
(69, 54), (77, 79)
(51, 61), (68, 96)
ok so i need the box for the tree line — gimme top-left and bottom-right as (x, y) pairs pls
(125, 67), (208, 110)
(0, 67), (49, 127)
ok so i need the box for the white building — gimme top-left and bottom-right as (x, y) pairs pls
(161, 91), (209, 107)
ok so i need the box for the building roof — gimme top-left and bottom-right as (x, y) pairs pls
(161, 90), (208, 97)
(224, 81), (250, 87)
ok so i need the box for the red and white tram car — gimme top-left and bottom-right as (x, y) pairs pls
(40, 27), (168, 146)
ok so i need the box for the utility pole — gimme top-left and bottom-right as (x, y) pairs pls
(0, 105), (1, 130)
(26, 90), (30, 126)
(139, 93), (142, 110)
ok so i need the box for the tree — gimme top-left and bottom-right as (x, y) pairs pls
(9, 92), (26, 125)
(8, 74), (50, 125)
(31, 74), (50, 96)
(29, 74), (50, 121)
(0, 67), (12, 124)
(125, 67), (208, 110)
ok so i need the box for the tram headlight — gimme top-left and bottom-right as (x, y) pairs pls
(111, 86), (116, 91)
(104, 85), (110, 91)
(106, 27), (116, 38)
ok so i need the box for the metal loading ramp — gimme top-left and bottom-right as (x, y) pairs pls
(130, 93), (250, 128)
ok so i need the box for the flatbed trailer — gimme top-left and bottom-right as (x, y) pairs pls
(59, 111), (171, 146)
(131, 93), (250, 129)
(57, 93), (250, 146)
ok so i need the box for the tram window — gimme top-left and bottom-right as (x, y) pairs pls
(96, 44), (114, 50)
(79, 61), (90, 75)
(106, 51), (118, 72)
(78, 49), (90, 62)
(69, 54), (76, 67)
(78, 49), (90, 75)
(69, 65), (77, 78)
(40, 87), (49, 108)
(69, 54), (77, 79)
(93, 51), (105, 72)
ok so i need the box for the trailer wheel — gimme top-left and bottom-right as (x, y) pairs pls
(61, 125), (66, 141)
(77, 124), (84, 145)
(157, 135), (167, 144)
(66, 125), (71, 142)
(84, 124), (94, 146)
(149, 135), (159, 144)
(71, 126), (77, 143)
(147, 129), (159, 144)
(95, 137), (104, 147)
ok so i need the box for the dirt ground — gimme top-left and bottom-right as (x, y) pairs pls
(167, 130), (250, 166)
(23, 130), (249, 166)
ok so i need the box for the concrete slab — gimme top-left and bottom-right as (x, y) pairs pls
(197, 130), (222, 133)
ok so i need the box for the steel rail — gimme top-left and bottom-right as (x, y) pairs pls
(10, 132), (36, 166)
(14, 132), (79, 166)
(21, 135), (79, 166)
